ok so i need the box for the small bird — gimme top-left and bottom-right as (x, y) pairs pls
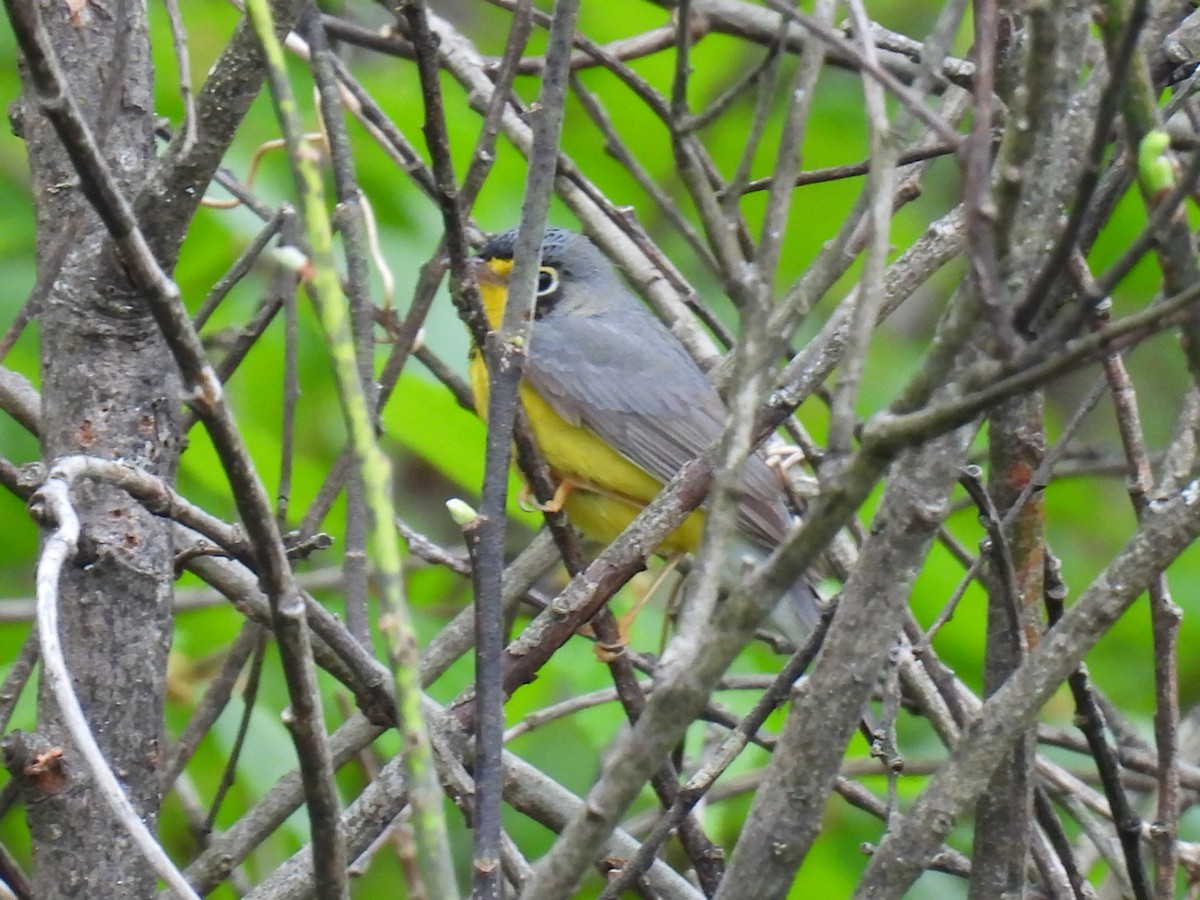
(469, 226), (819, 641)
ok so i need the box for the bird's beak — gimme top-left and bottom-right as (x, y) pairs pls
(471, 257), (506, 287)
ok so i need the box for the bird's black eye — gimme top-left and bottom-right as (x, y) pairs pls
(537, 266), (559, 297)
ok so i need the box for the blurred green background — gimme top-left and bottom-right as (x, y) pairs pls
(0, 1), (1195, 896)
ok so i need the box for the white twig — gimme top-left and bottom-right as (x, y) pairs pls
(31, 475), (201, 900)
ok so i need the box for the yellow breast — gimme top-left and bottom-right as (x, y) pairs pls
(468, 348), (704, 553)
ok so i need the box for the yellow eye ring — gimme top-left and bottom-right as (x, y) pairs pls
(537, 266), (559, 296)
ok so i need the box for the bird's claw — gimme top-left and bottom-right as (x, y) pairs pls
(518, 480), (573, 514)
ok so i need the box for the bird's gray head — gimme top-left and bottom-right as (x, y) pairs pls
(478, 227), (631, 320)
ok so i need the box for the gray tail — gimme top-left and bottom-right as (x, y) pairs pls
(727, 536), (824, 649)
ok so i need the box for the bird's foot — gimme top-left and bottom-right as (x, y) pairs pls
(592, 553), (685, 662)
(593, 638), (627, 663)
(518, 479), (574, 514)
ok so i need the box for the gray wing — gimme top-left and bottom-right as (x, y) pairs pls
(526, 306), (790, 547)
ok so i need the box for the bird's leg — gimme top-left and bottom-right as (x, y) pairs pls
(517, 478), (576, 514)
(658, 570), (689, 654)
(595, 552), (685, 662)
(516, 483), (537, 512)
(538, 478), (574, 513)
(765, 444), (819, 499)
(765, 443), (807, 475)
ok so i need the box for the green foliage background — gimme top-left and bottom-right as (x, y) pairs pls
(0, 2), (1195, 897)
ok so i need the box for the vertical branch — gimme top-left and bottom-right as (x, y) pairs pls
(1147, 531), (1183, 898)
(474, 2), (581, 895)
(826, 0), (899, 461)
(393, 1), (485, 344)
(975, 395), (1042, 898)
(278, 274), (299, 526)
(670, 0), (692, 120)
(302, 8), (377, 647)
(1045, 607), (1152, 900)
(753, 0), (828, 283)
(669, 0), (747, 283)
(460, 0), (535, 212)
(245, 0), (456, 896)
(1094, 0), (1198, 886)
(958, 0), (1006, 341)
(967, 3), (1085, 887)
(1086, 272), (1178, 897)
(3, 0), (177, 894)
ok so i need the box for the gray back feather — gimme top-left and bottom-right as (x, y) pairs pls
(485, 229), (793, 548)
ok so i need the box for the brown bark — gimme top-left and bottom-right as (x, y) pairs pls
(12, 0), (178, 895)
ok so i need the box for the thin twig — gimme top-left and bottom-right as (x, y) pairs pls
(27, 477), (200, 900)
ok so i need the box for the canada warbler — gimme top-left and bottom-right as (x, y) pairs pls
(469, 227), (819, 638)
